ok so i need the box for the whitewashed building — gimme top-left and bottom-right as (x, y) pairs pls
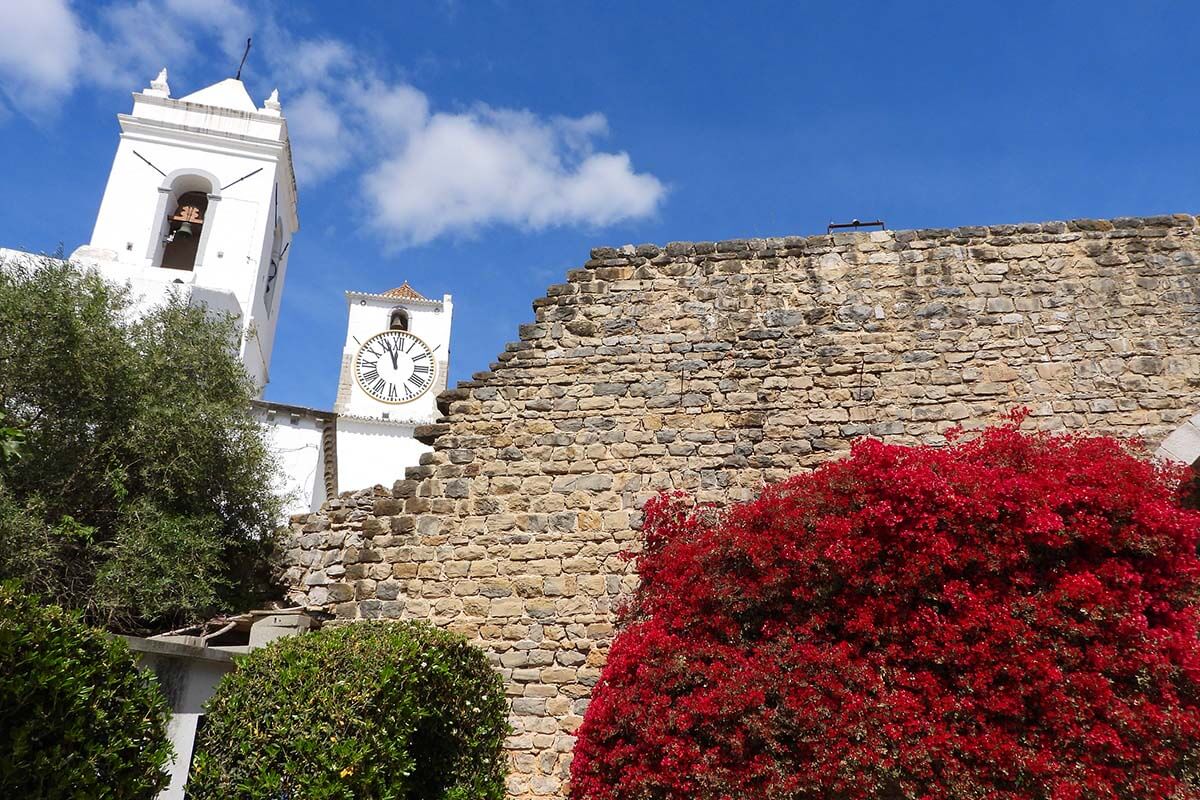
(2, 69), (451, 517)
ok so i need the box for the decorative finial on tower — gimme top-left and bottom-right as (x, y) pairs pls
(146, 67), (171, 98)
(262, 88), (281, 116)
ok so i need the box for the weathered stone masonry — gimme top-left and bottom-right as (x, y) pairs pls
(281, 214), (1200, 799)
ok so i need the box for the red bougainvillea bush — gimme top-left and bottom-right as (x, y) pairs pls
(570, 418), (1200, 800)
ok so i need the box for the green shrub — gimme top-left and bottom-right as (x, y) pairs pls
(189, 621), (510, 800)
(0, 584), (172, 798)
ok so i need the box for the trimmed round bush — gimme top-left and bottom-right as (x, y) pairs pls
(0, 583), (171, 798)
(571, 419), (1200, 800)
(189, 620), (510, 800)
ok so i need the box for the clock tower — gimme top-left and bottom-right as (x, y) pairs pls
(332, 282), (452, 492)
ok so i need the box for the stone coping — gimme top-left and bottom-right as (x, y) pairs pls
(589, 214), (1197, 261)
(120, 635), (237, 664)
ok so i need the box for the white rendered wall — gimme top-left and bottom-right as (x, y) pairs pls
(335, 418), (430, 493)
(87, 93), (294, 274)
(0, 248), (242, 335)
(0, 248), (45, 269)
(1158, 411), (1200, 466)
(130, 649), (233, 800)
(256, 411), (327, 516)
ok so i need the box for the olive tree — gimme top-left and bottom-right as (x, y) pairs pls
(0, 255), (282, 634)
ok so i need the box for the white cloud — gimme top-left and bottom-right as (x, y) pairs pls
(361, 106), (665, 247)
(87, 1), (195, 89)
(286, 38), (355, 86)
(253, 17), (666, 246)
(87, 0), (251, 90)
(0, 0), (86, 110)
(286, 89), (353, 184)
(355, 80), (429, 140)
(0, 0), (666, 246)
(162, 0), (252, 62)
(0, 0), (252, 108)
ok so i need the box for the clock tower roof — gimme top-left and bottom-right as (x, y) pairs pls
(381, 281), (427, 301)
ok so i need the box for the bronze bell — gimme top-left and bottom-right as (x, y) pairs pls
(169, 191), (207, 239)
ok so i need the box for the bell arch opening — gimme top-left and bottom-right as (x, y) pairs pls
(150, 171), (219, 271)
(160, 191), (208, 270)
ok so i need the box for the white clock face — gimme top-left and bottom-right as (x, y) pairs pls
(354, 330), (436, 404)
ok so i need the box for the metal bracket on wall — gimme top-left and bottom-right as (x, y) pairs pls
(828, 219), (886, 234)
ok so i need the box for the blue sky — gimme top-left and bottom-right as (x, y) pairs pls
(0, 1), (1197, 410)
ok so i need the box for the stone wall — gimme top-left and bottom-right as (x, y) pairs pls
(281, 214), (1200, 799)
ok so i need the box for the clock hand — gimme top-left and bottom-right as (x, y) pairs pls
(388, 340), (399, 370)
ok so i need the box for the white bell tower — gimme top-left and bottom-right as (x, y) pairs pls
(72, 69), (299, 393)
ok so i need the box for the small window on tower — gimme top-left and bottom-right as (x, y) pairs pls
(160, 191), (208, 271)
(389, 309), (409, 331)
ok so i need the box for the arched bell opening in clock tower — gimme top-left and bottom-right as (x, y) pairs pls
(388, 308), (410, 331)
(160, 191), (207, 270)
(150, 171), (220, 272)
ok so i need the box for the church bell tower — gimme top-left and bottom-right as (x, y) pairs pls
(72, 68), (300, 393)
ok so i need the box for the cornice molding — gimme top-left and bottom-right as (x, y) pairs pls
(345, 290), (446, 309)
